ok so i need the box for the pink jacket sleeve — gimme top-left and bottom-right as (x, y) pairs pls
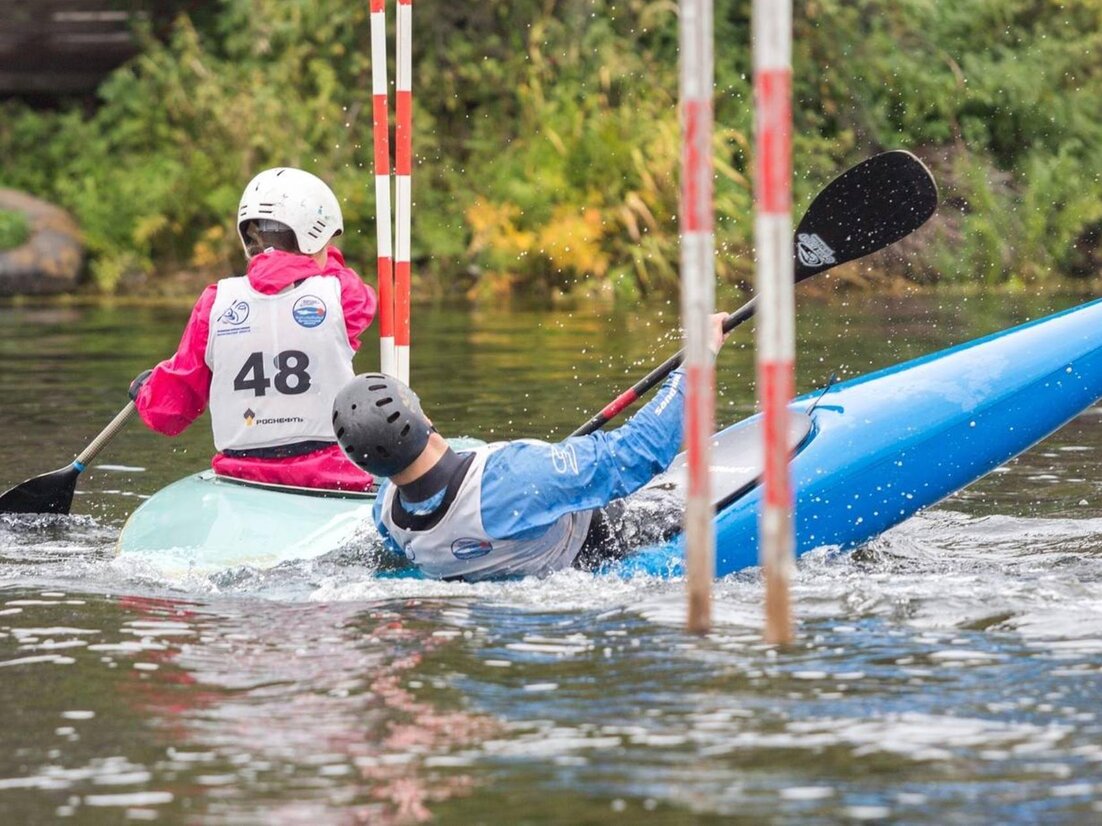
(135, 285), (217, 437)
(329, 250), (377, 351)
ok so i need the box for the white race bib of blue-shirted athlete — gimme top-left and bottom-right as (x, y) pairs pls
(380, 445), (594, 581)
(205, 275), (355, 452)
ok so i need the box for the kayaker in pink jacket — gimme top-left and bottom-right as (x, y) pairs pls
(130, 168), (377, 491)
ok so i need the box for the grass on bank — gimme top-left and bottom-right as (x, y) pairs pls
(0, 209), (29, 252)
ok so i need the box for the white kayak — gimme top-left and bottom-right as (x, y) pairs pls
(116, 470), (379, 575)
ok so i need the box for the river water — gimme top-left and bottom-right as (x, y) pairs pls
(1, 290), (1100, 823)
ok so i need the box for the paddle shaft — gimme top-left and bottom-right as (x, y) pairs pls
(0, 401), (138, 515)
(570, 300), (757, 437)
(75, 402), (137, 469)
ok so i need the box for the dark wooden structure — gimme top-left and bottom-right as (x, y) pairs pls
(0, 1), (199, 97)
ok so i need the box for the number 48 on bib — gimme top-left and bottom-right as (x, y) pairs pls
(233, 350), (312, 397)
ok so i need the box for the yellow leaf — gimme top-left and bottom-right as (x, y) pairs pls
(536, 206), (609, 277)
(133, 214), (169, 246)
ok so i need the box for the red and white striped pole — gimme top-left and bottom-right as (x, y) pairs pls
(752, 0), (795, 644)
(394, 0), (413, 386)
(370, 0), (396, 378)
(680, 0), (715, 635)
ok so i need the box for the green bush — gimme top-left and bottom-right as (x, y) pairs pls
(0, 209), (29, 251)
(0, 0), (1099, 295)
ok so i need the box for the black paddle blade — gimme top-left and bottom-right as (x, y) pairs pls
(794, 150), (938, 282)
(0, 465), (80, 515)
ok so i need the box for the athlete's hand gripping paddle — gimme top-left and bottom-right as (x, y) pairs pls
(571, 150), (939, 437)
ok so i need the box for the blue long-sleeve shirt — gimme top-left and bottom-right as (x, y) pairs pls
(373, 368), (686, 556)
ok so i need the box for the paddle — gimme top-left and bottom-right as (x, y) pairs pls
(0, 402), (137, 515)
(570, 150), (939, 437)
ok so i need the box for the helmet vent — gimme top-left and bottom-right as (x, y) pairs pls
(336, 427), (346, 439)
(386, 412), (400, 424)
(350, 404), (357, 411)
(375, 397), (392, 407)
(368, 383), (387, 391)
(376, 446), (390, 457)
(400, 424), (410, 437)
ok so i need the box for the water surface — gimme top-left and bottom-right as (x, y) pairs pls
(1, 290), (1100, 823)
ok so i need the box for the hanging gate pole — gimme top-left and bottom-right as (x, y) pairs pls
(753, 0), (796, 644)
(370, 0), (396, 377)
(680, 0), (716, 634)
(394, 0), (414, 386)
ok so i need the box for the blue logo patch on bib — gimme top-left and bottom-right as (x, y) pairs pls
(451, 538), (493, 560)
(218, 300), (250, 326)
(292, 295), (327, 328)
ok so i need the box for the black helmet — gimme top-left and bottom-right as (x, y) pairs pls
(332, 373), (433, 477)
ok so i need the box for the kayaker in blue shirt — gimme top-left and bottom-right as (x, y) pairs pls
(331, 314), (728, 581)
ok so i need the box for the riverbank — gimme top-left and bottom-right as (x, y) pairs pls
(2, 269), (1098, 314)
(2, 3), (1100, 297)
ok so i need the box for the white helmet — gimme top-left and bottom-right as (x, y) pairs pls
(237, 167), (344, 256)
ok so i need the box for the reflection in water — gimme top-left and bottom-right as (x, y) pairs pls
(113, 596), (498, 823)
(0, 590), (499, 823)
(1, 293), (1102, 822)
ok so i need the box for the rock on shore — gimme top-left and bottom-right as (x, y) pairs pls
(0, 189), (84, 296)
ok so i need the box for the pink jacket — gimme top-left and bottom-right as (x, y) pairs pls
(135, 249), (376, 491)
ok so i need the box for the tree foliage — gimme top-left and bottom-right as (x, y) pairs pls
(0, 0), (1099, 295)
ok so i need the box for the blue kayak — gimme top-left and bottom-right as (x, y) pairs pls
(118, 299), (1102, 577)
(622, 297), (1102, 577)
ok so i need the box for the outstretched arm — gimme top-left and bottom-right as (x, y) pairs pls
(479, 313), (729, 539)
(133, 286), (216, 436)
(479, 368), (686, 539)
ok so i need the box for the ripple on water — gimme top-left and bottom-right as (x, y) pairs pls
(1, 502), (1102, 821)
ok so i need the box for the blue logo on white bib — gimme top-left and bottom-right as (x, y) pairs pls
(217, 300), (250, 326)
(292, 295), (327, 328)
(451, 538), (493, 560)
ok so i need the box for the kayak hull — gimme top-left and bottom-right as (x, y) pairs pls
(622, 297), (1102, 577)
(116, 437), (488, 575)
(116, 471), (377, 575)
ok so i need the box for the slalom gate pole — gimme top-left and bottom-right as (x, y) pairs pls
(753, 0), (795, 645)
(394, 0), (413, 386)
(370, 0), (396, 377)
(680, 0), (716, 635)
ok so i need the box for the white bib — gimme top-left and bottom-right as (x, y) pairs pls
(381, 445), (593, 581)
(205, 275), (355, 452)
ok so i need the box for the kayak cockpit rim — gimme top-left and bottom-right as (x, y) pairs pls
(197, 469), (378, 499)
